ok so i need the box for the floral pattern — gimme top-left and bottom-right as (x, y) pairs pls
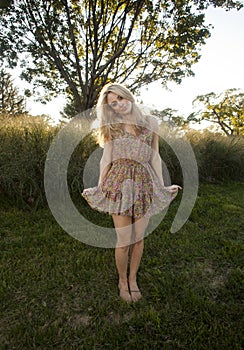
(82, 127), (178, 218)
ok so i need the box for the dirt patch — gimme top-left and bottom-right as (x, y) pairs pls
(106, 311), (133, 324)
(69, 314), (92, 329)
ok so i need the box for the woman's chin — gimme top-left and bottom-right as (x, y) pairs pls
(121, 110), (132, 118)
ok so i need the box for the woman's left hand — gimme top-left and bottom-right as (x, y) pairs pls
(166, 185), (182, 193)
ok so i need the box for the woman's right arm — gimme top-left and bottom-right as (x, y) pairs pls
(98, 141), (113, 185)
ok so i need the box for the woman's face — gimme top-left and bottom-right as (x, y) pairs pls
(107, 92), (132, 116)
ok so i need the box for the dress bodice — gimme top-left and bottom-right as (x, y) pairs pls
(111, 128), (153, 165)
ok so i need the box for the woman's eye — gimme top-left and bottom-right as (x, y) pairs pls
(118, 96), (123, 100)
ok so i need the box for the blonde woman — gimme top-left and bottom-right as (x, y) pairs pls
(82, 83), (181, 303)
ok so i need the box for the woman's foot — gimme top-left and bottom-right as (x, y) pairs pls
(129, 280), (142, 303)
(118, 281), (132, 303)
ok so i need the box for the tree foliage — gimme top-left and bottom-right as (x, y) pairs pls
(188, 89), (244, 136)
(152, 107), (189, 129)
(0, 0), (242, 115)
(0, 0), (12, 9)
(0, 69), (27, 115)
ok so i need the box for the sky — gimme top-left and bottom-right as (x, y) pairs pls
(15, 6), (244, 124)
(140, 6), (244, 117)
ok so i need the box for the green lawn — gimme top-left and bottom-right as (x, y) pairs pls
(1, 183), (243, 350)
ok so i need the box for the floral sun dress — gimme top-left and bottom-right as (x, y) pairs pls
(82, 126), (178, 218)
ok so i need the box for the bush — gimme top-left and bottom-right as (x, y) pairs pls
(186, 129), (244, 183)
(0, 115), (243, 209)
(0, 114), (58, 208)
(0, 114), (98, 209)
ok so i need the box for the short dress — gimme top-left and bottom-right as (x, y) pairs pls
(82, 127), (178, 219)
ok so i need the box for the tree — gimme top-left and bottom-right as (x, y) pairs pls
(0, 0), (242, 115)
(152, 108), (189, 129)
(188, 89), (244, 136)
(0, 69), (27, 115)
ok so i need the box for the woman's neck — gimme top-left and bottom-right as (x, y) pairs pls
(121, 114), (133, 123)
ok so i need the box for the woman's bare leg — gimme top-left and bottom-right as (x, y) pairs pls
(129, 216), (149, 302)
(112, 214), (132, 302)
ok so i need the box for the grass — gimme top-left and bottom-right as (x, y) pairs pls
(0, 183), (243, 349)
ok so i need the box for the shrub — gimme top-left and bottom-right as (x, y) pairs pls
(186, 129), (244, 183)
(0, 114), (98, 209)
(0, 114), (57, 208)
(0, 115), (243, 210)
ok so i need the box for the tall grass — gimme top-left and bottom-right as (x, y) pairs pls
(0, 114), (97, 208)
(0, 114), (243, 209)
(0, 114), (56, 208)
(186, 129), (244, 183)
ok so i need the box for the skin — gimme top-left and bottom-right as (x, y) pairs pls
(107, 92), (133, 118)
(100, 92), (182, 302)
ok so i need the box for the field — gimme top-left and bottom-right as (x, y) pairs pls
(1, 182), (243, 349)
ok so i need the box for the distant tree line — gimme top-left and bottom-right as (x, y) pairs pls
(188, 89), (244, 136)
(0, 68), (243, 136)
(152, 89), (244, 136)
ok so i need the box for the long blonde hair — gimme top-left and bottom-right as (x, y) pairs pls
(96, 83), (150, 145)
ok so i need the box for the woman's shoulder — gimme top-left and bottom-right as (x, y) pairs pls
(144, 114), (159, 134)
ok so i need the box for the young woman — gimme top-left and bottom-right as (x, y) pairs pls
(82, 83), (182, 303)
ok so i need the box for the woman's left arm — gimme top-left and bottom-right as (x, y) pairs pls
(150, 132), (182, 193)
(150, 132), (164, 186)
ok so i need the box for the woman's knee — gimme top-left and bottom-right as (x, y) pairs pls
(116, 245), (130, 253)
(132, 230), (145, 244)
